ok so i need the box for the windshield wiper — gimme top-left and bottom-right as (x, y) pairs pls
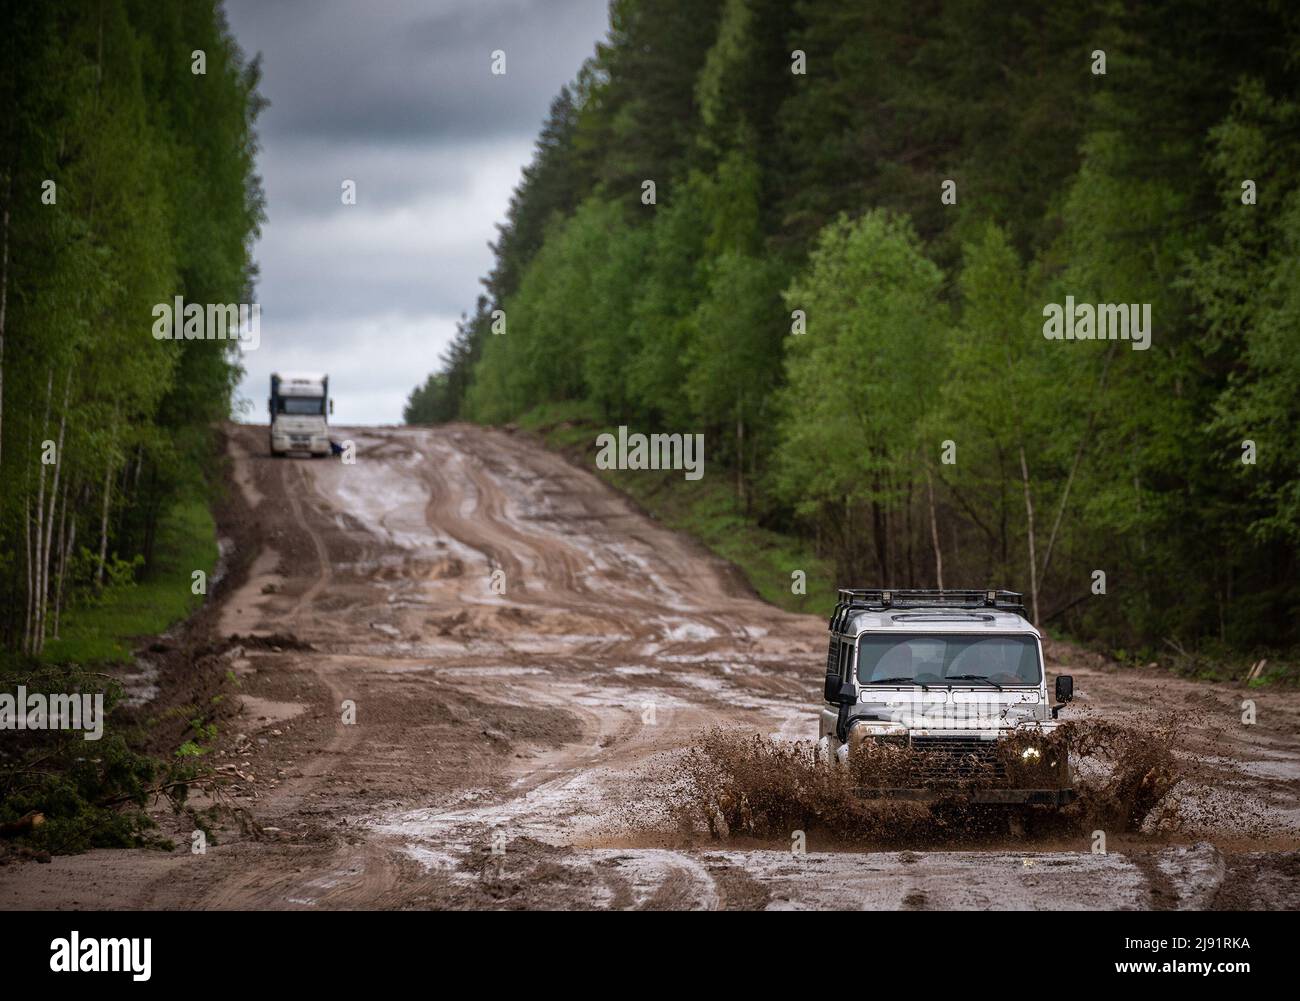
(866, 676), (929, 691)
(945, 674), (1002, 690)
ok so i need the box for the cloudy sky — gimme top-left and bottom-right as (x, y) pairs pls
(223, 0), (610, 424)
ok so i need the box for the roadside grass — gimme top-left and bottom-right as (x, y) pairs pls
(41, 498), (218, 665)
(514, 402), (836, 618)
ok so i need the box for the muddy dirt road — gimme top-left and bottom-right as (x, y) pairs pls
(3, 424), (1298, 909)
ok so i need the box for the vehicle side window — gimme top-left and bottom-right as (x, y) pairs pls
(837, 638), (851, 678)
(823, 638), (845, 702)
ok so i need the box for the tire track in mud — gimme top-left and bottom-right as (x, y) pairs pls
(370, 665), (732, 909)
(411, 428), (753, 664)
(198, 454), (410, 910)
(281, 459), (334, 627)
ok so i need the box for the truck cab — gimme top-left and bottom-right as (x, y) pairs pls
(269, 372), (332, 458)
(818, 588), (1075, 805)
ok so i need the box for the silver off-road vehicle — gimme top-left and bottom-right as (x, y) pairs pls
(818, 588), (1076, 806)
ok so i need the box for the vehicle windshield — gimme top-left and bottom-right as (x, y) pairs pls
(857, 633), (1041, 686)
(277, 396), (324, 415)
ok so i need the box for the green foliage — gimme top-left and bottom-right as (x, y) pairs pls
(1191, 79), (1300, 548)
(625, 177), (711, 424)
(775, 211), (947, 510)
(687, 251), (785, 463)
(466, 198), (650, 422)
(0, 0), (263, 654)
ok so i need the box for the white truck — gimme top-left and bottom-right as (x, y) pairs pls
(268, 371), (333, 458)
(819, 588), (1076, 809)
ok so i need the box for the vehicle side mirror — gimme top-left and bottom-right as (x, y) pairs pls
(1055, 675), (1074, 704)
(268, 397), (273, 415)
(822, 675), (856, 705)
(329, 399), (335, 415)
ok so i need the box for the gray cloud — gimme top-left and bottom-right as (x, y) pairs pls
(231, 0), (607, 142)
(254, 136), (530, 319)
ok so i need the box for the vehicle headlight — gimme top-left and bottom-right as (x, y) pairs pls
(847, 721), (908, 746)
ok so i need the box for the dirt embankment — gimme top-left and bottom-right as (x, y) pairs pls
(2, 423), (1297, 910)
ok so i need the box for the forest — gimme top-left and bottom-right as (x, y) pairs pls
(406, 0), (1300, 655)
(0, 0), (263, 658)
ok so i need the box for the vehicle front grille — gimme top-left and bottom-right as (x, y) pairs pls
(910, 735), (1006, 782)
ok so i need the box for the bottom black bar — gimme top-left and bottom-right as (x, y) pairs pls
(0, 908), (1283, 987)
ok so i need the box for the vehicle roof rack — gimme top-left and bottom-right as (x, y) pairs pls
(829, 588), (1027, 631)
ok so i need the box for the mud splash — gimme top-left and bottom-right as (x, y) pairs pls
(1058, 720), (1182, 833)
(664, 721), (1189, 845)
(665, 730), (929, 844)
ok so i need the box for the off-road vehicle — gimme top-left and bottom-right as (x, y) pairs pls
(818, 588), (1076, 807)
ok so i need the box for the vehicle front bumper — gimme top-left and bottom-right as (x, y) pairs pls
(272, 434), (329, 454)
